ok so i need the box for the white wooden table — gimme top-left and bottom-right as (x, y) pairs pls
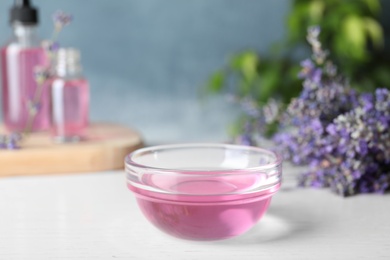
(1, 166), (389, 260)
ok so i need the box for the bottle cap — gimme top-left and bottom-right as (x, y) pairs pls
(55, 48), (82, 77)
(10, 0), (39, 25)
(57, 48), (81, 66)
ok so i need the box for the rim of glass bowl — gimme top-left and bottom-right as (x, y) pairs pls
(125, 143), (283, 196)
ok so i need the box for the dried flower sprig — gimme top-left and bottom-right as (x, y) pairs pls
(52, 10), (73, 35)
(24, 10), (72, 135)
(274, 26), (390, 196)
(0, 133), (22, 150)
(225, 93), (283, 145)
(0, 10), (72, 150)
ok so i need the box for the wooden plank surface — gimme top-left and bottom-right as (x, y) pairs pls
(0, 123), (143, 176)
(1, 169), (389, 259)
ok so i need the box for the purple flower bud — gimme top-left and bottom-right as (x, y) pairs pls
(7, 140), (20, 150)
(375, 88), (389, 102)
(49, 42), (60, 52)
(308, 26), (321, 39)
(238, 134), (253, 146)
(0, 140), (6, 149)
(53, 10), (73, 29)
(300, 59), (314, 69)
(326, 124), (337, 135)
(312, 68), (322, 84)
(357, 140), (368, 156)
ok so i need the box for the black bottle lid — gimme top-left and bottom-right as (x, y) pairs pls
(10, 0), (39, 25)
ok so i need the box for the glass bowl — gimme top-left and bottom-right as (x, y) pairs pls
(125, 143), (282, 241)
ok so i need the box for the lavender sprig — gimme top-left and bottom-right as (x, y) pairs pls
(23, 11), (72, 136)
(52, 10), (73, 32)
(0, 133), (22, 149)
(226, 93), (283, 144)
(274, 26), (390, 196)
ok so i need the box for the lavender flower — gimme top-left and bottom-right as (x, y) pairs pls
(307, 26), (328, 64)
(229, 25), (390, 196)
(298, 89), (390, 196)
(53, 10), (73, 31)
(298, 59), (322, 84)
(42, 40), (60, 55)
(0, 136), (6, 149)
(227, 93), (283, 142)
(241, 97), (261, 118)
(275, 26), (390, 196)
(263, 99), (281, 124)
(0, 133), (22, 150)
(306, 26), (321, 48)
(34, 66), (51, 85)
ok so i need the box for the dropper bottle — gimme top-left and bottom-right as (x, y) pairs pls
(1, 0), (49, 131)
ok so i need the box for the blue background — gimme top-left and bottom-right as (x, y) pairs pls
(0, 0), (289, 143)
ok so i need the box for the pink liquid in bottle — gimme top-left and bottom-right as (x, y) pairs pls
(50, 48), (89, 142)
(1, 0), (49, 132)
(1, 45), (49, 132)
(50, 78), (89, 141)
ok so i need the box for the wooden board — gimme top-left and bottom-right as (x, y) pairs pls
(0, 123), (143, 177)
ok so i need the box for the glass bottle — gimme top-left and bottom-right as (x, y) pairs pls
(1, 0), (49, 132)
(50, 48), (89, 142)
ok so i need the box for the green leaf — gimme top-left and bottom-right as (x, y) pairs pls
(242, 53), (259, 82)
(230, 51), (256, 69)
(258, 67), (280, 103)
(373, 65), (390, 86)
(364, 17), (384, 49)
(230, 53), (245, 70)
(206, 70), (225, 93)
(287, 2), (310, 43)
(238, 78), (251, 96)
(362, 0), (380, 14)
(228, 116), (248, 137)
(230, 51), (259, 82)
(343, 15), (365, 47)
(264, 120), (279, 138)
(342, 15), (367, 60)
(308, 0), (324, 23)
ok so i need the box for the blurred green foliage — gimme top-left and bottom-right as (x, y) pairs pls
(206, 0), (389, 112)
(288, 0), (389, 91)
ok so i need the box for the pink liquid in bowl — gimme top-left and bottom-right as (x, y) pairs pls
(126, 144), (282, 241)
(128, 171), (280, 241)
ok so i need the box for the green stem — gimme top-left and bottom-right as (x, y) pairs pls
(23, 80), (45, 135)
(22, 28), (63, 136)
(50, 28), (61, 42)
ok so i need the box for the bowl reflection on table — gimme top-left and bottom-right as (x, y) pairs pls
(125, 143), (282, 241)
